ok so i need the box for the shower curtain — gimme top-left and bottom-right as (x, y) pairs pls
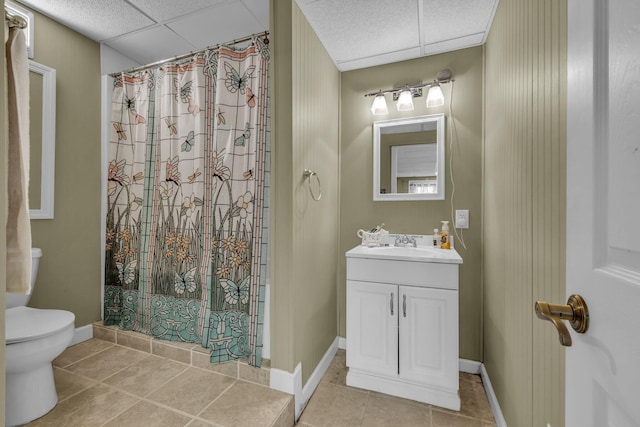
(104, 39), (270, 367)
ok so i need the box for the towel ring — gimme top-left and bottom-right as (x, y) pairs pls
(303, 169), (322, 201)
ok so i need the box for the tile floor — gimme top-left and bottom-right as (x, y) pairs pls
(25, 336), (495, 426)
(298, 350), (496, 427)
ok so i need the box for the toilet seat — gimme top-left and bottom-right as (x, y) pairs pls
(6, 306), (75, 344)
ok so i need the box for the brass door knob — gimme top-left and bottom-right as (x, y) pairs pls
(534, 294), (589, 347)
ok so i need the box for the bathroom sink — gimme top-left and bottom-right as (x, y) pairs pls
(346, 244), (463, 264)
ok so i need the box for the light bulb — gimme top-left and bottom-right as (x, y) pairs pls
(370, 93), (388, 115)
(426, 84), (444, 108)
(396, 89), (414, 111)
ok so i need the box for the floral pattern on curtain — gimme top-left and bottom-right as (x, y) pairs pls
(104, 39), (270, 367)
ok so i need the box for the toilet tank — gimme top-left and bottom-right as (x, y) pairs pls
(6, 248), (42, 309)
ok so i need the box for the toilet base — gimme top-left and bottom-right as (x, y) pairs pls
(5, 362), (58, 426)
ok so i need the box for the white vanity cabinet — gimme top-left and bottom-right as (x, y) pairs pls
(345, 244), (462, 410)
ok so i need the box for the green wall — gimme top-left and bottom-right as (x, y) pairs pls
(270, 0), (341, 383)
(339, 47), (484, 361)
(483, 0), (567, 425)
(22, 3), (102, 327)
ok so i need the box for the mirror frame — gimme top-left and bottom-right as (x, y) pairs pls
(373, 114), (445, 201)
(28, 60), (56, 219)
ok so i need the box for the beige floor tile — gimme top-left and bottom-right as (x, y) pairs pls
(442, 379), (494, 421)
(460, 372), (483, 383)
(101, 400), (192, 427)
(298, 381), (368, 427)
(271, 397), (295, 427)
(65, 345), (150, 381)
(186, 420), (216, 426)
(103, 355), (188, 396)
(321, 349), (347, 386)
(432, 410), (485, 427)
(52, 367), (96, 402)
(199, 380), (292, 427)
(53, 339), (114, 368)
(26, 383), (139, 427)
(361, 392), (431, 426)
(146, 367), (235, 415)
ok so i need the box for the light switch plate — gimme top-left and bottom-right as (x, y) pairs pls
(455, 209), (469, 229)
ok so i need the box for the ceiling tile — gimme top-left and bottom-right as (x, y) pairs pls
(295, 0), (421, 63)
(241, 0), (270, 28)
(422, 0), (496, 44)
(167, 2), (265, 49)
(126, 0), (227, 23)
(105, 25), (196, 66)
(18, 0), (155, 41)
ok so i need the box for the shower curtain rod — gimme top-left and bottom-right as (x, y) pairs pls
(5, 10), (27, 29)
(109, 30), (269, 77)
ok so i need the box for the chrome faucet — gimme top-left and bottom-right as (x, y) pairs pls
(394, 234), (417, 248)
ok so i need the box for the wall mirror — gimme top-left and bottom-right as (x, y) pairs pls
(373, 114), (445, 201)
(28, 60), (56, 219)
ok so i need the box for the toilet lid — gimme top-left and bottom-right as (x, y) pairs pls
(5, 306), (75, 344)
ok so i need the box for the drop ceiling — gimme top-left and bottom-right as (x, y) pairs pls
(14, 0), (498, 73)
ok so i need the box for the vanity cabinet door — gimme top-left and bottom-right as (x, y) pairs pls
(398, 286), (458, 390)
(346, 280), (398, 377)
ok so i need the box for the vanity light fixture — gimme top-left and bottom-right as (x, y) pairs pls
(365, 68), (454, 114)
(370, 91), (388, 115)
(395, 87), (414, 111)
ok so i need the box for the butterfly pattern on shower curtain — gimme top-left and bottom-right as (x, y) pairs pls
(104, 39), (270, 367)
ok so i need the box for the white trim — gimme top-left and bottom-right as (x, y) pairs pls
(480, 363), (507, 427)
(100, 75), (111, 318)
(28, 60), (56, 220)
(459, 358), (482, 374)
(71, 324), (93, 346)
(270, 362), (302, 419)
(338, 336), (346, 350)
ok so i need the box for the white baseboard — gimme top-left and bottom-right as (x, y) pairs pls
(71, 324), (93, 345)
(269, 337), (339, 421)
(270, 362), (302, 419)
(338, 336), (346, 350)
(480, 363), (507, 427)
(459, 358), (482, 374)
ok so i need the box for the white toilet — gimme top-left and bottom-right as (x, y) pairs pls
(5, 248), (75, 426)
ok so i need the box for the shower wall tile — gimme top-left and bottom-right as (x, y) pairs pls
(151, 340), (193, 364)
(192, 350), (238, 378)
(238, 361), (270, 386)
(116, 330), (151, 353)
(92, 323), (117, 343)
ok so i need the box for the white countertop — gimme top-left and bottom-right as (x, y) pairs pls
(346, 244), (463, 264)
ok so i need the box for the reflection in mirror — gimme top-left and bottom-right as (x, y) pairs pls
(373, 114), (444, 201)
(28, 60), (56, 219)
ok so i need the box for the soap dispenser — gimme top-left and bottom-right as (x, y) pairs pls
(440, 221), (450, 249)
